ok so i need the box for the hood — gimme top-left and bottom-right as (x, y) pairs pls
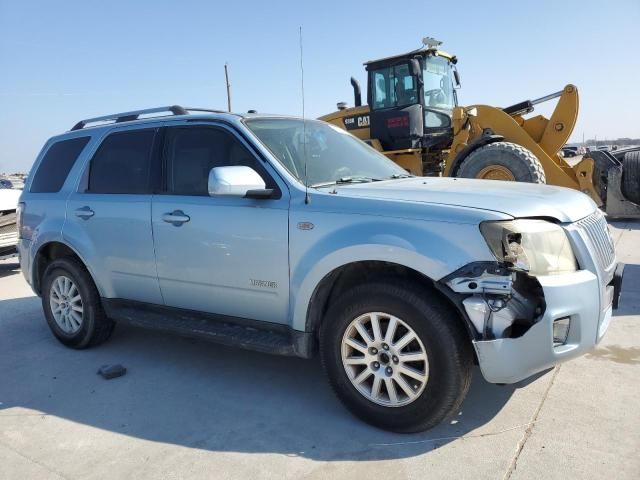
(0, 189), (21, 211)
(330, 177), (597, 223)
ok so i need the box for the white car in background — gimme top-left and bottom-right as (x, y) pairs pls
(0, 188), (20, 259)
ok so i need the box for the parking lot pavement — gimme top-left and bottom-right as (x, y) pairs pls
(1, 222), (639, 480)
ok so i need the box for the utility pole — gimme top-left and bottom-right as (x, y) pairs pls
(224, 62), (232, 112)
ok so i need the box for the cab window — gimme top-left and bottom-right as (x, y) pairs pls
(370, 63), (417, 110)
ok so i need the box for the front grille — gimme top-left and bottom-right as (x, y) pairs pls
(576, 210), (615, 272)
(0, 211), (17, 235)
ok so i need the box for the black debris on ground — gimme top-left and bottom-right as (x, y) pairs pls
(97, 364), (127, 380)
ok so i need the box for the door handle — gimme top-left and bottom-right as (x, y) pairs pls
(75, 206), (94, 220)
(162, 210), (190, 226)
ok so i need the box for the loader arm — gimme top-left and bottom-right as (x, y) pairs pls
(446, 85), (602, 205)
(526, 84), (578, 156)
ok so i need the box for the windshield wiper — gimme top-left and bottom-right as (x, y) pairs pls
(311, 176), (382, 188)
(389, 173), (414, 179)
(337, 176), (382, 183)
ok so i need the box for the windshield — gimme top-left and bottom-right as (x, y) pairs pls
(245, 118), (409, 187)
(423, 56), (455, 127)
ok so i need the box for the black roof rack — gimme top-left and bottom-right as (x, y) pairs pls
(70, 105), (226, 131)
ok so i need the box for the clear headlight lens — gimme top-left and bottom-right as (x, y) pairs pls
(480, 219), (577, 276)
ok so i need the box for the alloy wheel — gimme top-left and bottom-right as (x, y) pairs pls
(341, 312), (429, 407)
(49, 275), (84, 334)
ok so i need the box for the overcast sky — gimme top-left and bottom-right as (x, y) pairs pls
(1, 0), (638, 172)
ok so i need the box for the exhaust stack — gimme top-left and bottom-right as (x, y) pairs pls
(350, 77), (362, 107)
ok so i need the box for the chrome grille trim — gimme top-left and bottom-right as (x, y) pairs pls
(576, 211), (615, 272)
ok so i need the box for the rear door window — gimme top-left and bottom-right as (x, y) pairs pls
(30, 137), (90, 193)
(88, 129), (157, 194)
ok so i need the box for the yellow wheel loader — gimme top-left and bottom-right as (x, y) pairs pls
(319, 38), (640, 217)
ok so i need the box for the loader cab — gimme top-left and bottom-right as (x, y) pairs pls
(366, 49), (458, 151)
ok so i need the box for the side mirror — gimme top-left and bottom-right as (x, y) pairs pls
(410, 58), (423, 85)
(208, 166), (273, 199)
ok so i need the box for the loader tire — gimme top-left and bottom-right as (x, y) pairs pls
(457, 142), (546, 184)
(622, 151), (640, 204)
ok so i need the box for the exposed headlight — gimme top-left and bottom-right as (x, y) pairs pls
(480, 219), (577, 276)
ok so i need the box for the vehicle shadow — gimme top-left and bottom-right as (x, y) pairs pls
(0, 295), (535, 461)
(0, 260), (20, 279)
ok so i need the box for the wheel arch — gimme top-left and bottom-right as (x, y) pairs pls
(304, 260), (478, 348)
(32, 241), (99, 296)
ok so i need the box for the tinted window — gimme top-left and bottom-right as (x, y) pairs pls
(165, 127), (273, 196)
(371, 63), (417, 110)
(31, 137), (90, 193)
(88, 129), (156, 194)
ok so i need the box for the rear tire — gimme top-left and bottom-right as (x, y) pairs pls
(320, 282), (473, 433)
(41, 257), (114, 349)
(622, 151), (640, 204)
(457, 141), (546, 184)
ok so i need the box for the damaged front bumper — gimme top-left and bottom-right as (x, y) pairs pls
(471, 268), (620, 384)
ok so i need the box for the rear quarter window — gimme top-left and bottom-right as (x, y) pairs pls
(30, 137), (91, 193)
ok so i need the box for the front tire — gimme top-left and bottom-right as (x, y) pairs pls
(320, 282), (472, 433)
(41, 257), (114, 349)
(457, 141), (546, 183)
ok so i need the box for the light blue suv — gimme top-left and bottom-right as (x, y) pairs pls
(17, 106), (623, 432)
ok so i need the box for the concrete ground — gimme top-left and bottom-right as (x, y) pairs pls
(1, 222), (639, 480)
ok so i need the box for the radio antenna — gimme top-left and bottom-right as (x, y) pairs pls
(224, 62), (232, 112)
(299, 26), (310, 204)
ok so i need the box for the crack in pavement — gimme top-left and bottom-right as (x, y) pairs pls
(503, 365), (561, 480)
(369, 422), (537, 448)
